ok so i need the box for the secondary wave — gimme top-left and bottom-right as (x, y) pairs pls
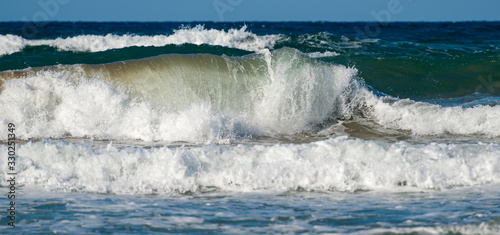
(0, 25), (281, 56)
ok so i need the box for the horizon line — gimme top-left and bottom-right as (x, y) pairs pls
(1, 20), (500, 23)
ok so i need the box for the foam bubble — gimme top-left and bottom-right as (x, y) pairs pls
(0, 34), (25, 56)
(365, 94), (500, 136)
(306, 51), (339, 58)
(1, 137), (499, 194)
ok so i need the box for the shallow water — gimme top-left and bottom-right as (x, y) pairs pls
(1, 185), (500, 234)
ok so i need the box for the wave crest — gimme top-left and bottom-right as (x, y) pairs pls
(0, 25), (281, 56)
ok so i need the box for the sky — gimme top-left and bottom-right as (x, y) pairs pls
(0, 0), (499, 22)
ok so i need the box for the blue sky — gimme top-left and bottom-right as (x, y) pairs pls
(1, 0), (499, 22)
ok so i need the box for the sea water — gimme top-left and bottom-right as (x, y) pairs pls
(0, 22), (499, 234)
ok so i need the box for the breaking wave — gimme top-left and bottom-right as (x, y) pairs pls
(0, 25), (281, 56)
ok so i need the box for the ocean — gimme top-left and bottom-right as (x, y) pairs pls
(0, 21), (499, 234)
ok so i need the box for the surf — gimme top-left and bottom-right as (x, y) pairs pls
(0, 48), (361, 142)
(0, 25), (281, 56)
(1, 46), (500, 142)
(3, 136), (500, 194)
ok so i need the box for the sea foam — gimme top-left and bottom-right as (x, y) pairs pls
(1, 137), (499, 194)
(0, 25), (281, 56)
(0, 48), (360, 142)
(306, 51), (339, 58)
(0, 34), (26, 56)
(2, 47), (500, 141)
(365, 94), (500, 136)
